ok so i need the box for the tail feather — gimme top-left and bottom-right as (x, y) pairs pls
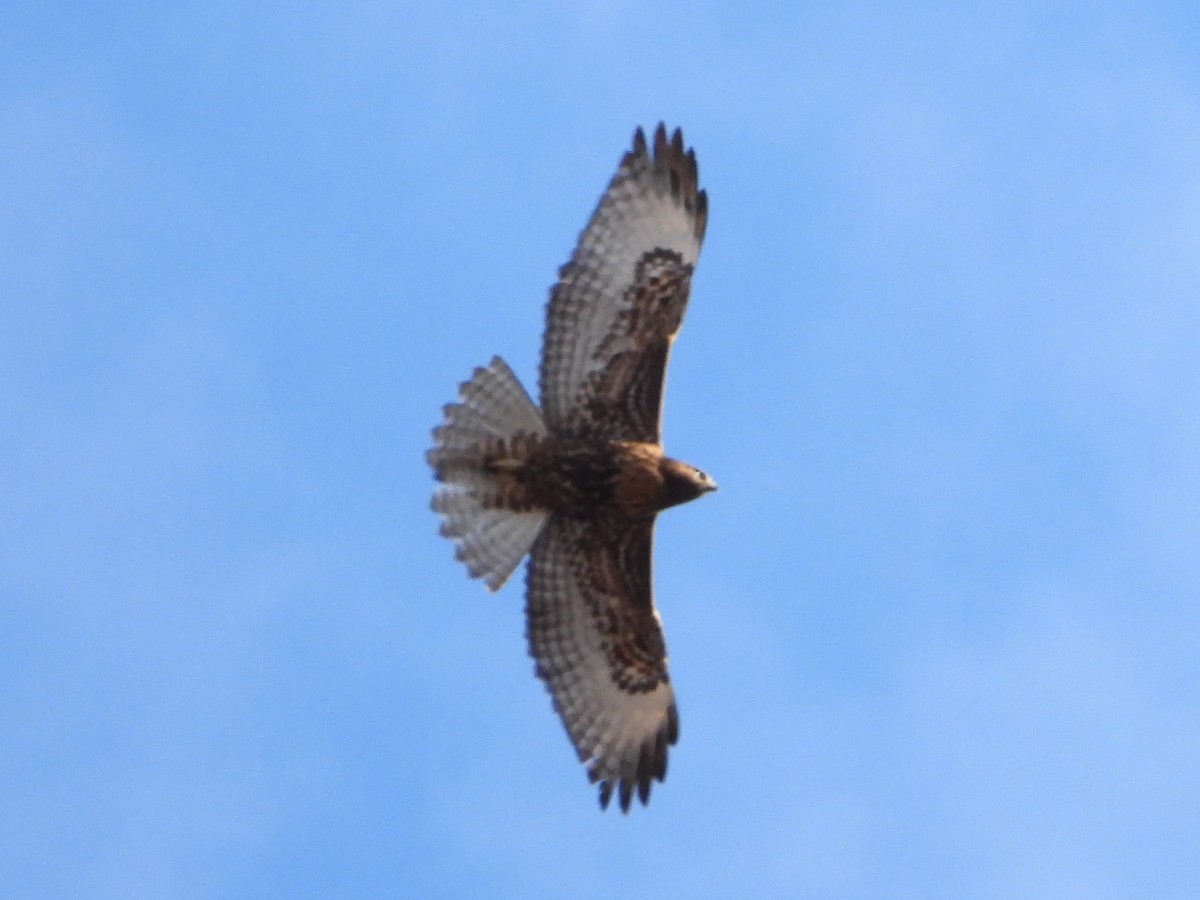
(452, 356), (546, 439)
(432, 495), (547, 591)
(428, 357), (549, 591)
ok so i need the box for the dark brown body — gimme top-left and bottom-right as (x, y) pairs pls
(471, 435), (713, 522)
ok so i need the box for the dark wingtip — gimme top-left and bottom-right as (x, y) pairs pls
(632, 126), (647, 155)
(633, 758), (652, 806)
(597, 774), (655, 815)
(666, 701), (680, 744)
(593, 704), (679, 814)
(639, 123), (706, 243)
(598, 780), (614, 810)
(618, 777), (634, 813)
(653, 122), (669, 157)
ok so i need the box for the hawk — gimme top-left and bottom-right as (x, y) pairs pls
(427, 124), (714, 812)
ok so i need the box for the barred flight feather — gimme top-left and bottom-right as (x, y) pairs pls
(428, 356), (548, 591)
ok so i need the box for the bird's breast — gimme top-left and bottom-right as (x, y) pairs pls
(483, 437), (666, 519)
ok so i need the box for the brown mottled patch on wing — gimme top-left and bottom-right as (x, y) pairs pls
(540, 124), (706, 441)
(526, 515), (677, 812)
(566, 248), (693, 442)
(573, 518), (664, 690)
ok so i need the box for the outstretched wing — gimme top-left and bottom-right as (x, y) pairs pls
(525, 515), (678, 812)
(539, 124), (707, 443)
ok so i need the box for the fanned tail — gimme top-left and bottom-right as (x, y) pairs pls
(428, 356), (549, 591)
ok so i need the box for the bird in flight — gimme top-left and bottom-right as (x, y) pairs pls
(428, 124), (713, 812)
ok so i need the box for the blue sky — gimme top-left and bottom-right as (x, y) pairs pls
(4, 1), (1200, 897)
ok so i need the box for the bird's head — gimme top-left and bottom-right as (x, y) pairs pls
(659, 458), (718, 509)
